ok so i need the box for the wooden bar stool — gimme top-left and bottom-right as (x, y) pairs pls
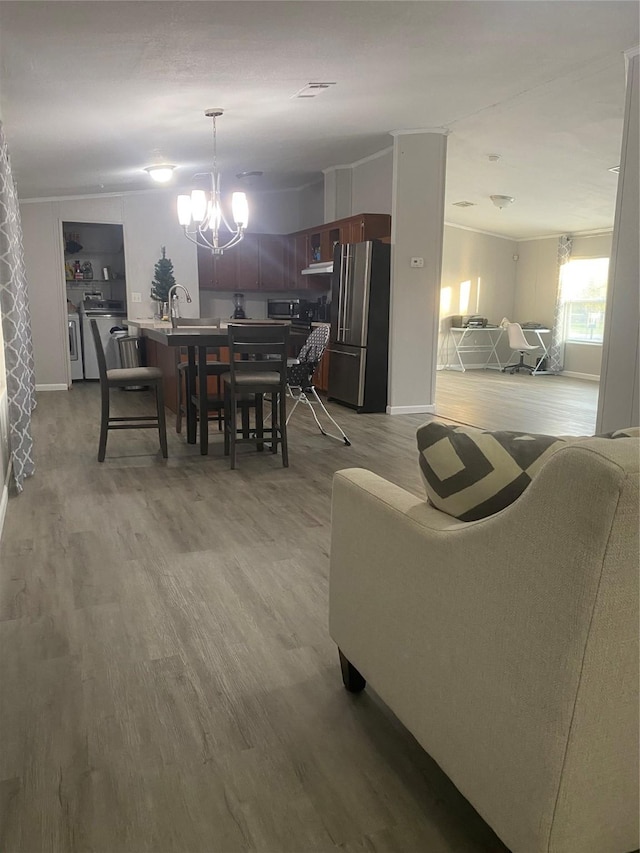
(172, 317), (228, 434)
(222, 324), (290, 469)
(90, 319), (167, 462)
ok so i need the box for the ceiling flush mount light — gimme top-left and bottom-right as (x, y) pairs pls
(144, 164), (176, 183)
(452, 200), (476, 208)
(177, 109), (248, 255)
(490, 194), (515, 209)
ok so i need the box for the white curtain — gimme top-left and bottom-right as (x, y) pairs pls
(0, 122), (36, 491)
(548, 234), (572, 374)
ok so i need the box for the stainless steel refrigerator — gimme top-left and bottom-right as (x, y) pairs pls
(327, 240), (391, 412)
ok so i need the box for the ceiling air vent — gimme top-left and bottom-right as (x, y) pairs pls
(452, 200), (476, 208)
(293, 82), (336, 99)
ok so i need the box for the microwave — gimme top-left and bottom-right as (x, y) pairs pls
(267, 299), (304, 320)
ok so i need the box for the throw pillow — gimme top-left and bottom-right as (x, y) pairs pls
(597, 427), (640, 439)
(417, 422), (573, 521)
(417, 422), (639, 521)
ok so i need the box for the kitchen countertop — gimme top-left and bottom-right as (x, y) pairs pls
(126, 319), (172, 330)
(127, 318), (330, 332)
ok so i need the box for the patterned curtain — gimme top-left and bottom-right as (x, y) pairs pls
(0, 122), (36, 491)
(548, 234), (572, 374)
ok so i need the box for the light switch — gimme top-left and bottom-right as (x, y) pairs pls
(131, 292), (142, 303)
(410, 257), (424, 268)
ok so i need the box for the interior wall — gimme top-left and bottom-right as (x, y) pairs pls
(297, 180), (324, 231)
(20, 191), (201, 386)
(597, 50), (640, 431)
(514, 232), (612, 379)
(438, 226), (518, 367)
(351, 149), (393, 215)
(121, 191), (199, 321)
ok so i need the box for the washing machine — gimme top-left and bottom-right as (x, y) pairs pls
(68, 312), (84, 380)
(80, 298), (127, 379)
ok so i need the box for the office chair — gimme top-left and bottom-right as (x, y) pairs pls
(90, 319), (168, 461)
(285, 325), (351, 445)
(502, 322), (540, 374)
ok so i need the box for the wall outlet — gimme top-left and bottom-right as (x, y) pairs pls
(410, 257), (424, 268)
(131, 292), (142, 303)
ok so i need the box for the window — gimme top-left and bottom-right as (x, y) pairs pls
(560, 257), (609, 343)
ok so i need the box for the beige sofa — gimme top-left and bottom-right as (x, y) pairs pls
(329, 437), (639, 853)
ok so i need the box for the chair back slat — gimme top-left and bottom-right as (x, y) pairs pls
(227, 323), (290, 382)
(90, 319), (108, 382)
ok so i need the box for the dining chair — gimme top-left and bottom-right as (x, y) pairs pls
(222, 323), (290, 469)
(171, 317), (228, 434)
(502, 322), (540, 374)
(90, 319), (168, 462)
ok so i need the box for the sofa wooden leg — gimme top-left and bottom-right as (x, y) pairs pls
(339, 649), (366, 693)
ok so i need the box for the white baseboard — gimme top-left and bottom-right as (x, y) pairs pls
(560, 371), (600, 382)
(0, 461), (11, 542)
(35, 383), (68, 391)
(386, 404), (436, 415)
(438, 364), (502, 372)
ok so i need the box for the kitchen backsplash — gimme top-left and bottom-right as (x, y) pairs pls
(199, 292), (330, 321)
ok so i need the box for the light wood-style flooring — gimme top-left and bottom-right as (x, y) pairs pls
(0, 375), (596, 852)
(435, 369), (599, 435)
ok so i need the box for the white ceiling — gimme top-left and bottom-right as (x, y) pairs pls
(0, 1), (637, 239)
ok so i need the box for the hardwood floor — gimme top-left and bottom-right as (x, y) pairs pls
(0, 376), (596, 853)
(435, 369), (599, 435)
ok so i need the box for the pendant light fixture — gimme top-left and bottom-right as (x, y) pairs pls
(177, 109), (249, 254)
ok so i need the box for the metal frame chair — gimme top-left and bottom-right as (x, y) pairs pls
(90, 319), (167, 462)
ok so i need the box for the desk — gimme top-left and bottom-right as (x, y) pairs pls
(444, 326), (505, 372)
(443, 326), (552, 375)
(145, 326), (230, 455)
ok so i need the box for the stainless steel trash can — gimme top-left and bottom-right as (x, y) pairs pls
(115, 333), (145, 390)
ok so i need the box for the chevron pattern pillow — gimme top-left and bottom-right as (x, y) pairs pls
(417, 422), (639, 521)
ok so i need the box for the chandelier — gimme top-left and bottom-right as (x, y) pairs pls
(177, 109), (249, 254)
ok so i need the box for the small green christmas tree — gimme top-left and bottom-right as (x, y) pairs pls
(150, 246), (176, 304)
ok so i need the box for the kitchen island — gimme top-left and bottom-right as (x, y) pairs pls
(127, 320), (331, 420)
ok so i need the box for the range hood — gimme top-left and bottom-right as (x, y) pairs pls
(301, 261), (333, 276)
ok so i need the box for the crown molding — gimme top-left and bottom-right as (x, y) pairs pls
(443, 221), (517, 241)
(390, 127), (450, 137)
(324, 146), (393, 174)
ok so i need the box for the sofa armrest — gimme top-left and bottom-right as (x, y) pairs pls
(328, 447), (638, 853)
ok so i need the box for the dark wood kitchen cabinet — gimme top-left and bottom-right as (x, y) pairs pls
(339, 213), (391, 245)
(197, 230), (236, 291)
(258, 234), (286, 291)
(197, 214), (391, 293)
(235, 233), (261, 291)
(199, 232), (292, 292)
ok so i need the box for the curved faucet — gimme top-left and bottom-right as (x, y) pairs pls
(168, 284), (192, 319)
